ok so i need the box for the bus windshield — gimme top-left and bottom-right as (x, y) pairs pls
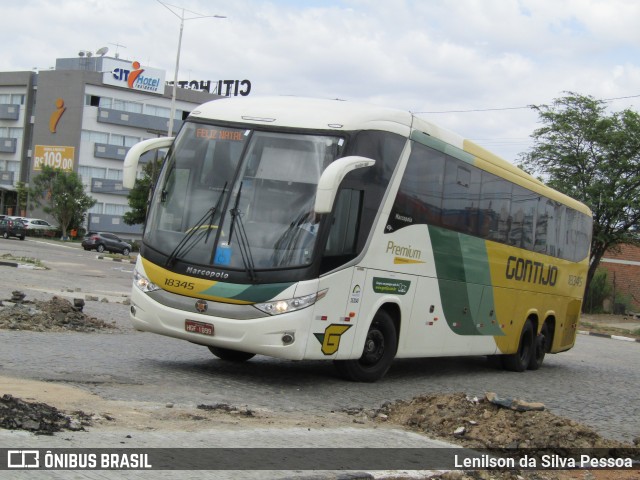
(143, 122), (344, 271)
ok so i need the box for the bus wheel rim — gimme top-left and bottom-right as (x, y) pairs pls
(361, 329), (385, 365)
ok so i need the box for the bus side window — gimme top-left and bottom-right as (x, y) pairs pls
(321, 189), (363, 272)
(387, 141), (445, 232)
(555, 204), (566, 259)
(572, 212), (592, 262)
(479, 171), (512, 243)
(535, 199), (555, 255)
(509, 185), (538, 249)
(441, 160), (481, 236)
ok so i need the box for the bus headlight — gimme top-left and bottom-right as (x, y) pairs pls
(254, 289), (328, 315)
(133, 269), (161, 293)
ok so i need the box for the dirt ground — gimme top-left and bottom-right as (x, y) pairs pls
(0, 294), (638, 479)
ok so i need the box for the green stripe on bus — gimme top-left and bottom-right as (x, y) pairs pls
(410, 130), (475, 165)
(429, 226), (502, 336)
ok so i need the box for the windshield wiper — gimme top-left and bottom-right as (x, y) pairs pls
(165, 182), (227, 268)
(225, 182), (257, 282)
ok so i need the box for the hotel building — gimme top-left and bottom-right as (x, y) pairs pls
(0, 54), (222, 238)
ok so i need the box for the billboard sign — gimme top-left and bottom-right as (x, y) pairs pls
(102, 59), (166, 95)
(33, 145), (75, 172)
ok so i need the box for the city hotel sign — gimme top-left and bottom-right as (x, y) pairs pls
(102, 58), (166, 95)
(100, 58), (250, 97)
(168, 79), (252, 96)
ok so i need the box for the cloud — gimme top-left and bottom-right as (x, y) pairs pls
(1, 0), (638, 162)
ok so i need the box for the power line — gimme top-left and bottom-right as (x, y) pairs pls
(413, 93), (640, 115)
(604, 94), (640, 102)
(414, 105), (531, 114)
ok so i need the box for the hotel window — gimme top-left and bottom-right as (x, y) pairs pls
(81, 130), (109, 144)
(111, 99), (143, 114)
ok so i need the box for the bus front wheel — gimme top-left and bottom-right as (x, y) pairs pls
(503, 319), (535, 372)
(334, 310), (397, 382)
(208, 346), (255, 362)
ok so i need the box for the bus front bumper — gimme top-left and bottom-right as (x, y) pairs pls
(129, 286), (311, 360)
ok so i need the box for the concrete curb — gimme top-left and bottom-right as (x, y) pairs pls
(0, 261), (45, 269)
(578, 330), (640, 343)
(96, 255), (136, 264)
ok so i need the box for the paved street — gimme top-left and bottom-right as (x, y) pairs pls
(0, 237), (639, 445)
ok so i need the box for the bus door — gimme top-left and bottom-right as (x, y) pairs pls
(349, 269), (417, 359)
(403, 276), (448, 356)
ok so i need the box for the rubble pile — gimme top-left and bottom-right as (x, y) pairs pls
(0, 294), (117, 332)
(355, 392), (636, 451)
(0, 394), (92, 435)
(197, 403), (255, 417)
(346, 393), (639, 479)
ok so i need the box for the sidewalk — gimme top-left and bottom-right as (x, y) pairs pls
(578, 313), (640, 342)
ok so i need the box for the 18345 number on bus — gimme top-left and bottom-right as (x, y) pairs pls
(165, 278), (195, 290)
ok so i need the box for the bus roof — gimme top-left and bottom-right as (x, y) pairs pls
(189, 96), (591, 216)
(190, 96), (414, 136)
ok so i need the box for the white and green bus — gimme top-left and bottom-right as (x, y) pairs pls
(123, 96), (592, 382)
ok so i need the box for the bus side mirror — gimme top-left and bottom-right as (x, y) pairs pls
(123, 137), (174, 188)
(314, 156), (375, 214)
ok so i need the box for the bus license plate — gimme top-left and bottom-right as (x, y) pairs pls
(185, 320), (214, 336)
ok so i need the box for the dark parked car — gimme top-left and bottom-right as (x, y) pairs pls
(0, 218), (26, 240)
(82, 231), (132, 255)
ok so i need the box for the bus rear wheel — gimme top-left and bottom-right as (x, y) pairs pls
(528, 322), (550, 370)
(334, 310), (397, 382)
(208, 346), (255, 362)
(503, 319), (535, 372)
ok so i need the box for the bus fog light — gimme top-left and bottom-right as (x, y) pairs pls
(282, 332), (295, 345)
(130, 305), (136, 316)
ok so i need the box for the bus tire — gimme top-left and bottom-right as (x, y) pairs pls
(528, 322), (550, 370)
(208, 346), (255, 362)
(503, 319), (534, 372)
(334, 310), (397, 382)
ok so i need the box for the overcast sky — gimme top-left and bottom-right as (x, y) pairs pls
(2, 0), (639, 162)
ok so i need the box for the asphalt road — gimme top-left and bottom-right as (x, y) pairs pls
(1, 237), (639, 444)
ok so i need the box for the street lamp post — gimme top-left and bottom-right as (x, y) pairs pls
(168, 11), (184, 137)
(157, 1), (226, 136)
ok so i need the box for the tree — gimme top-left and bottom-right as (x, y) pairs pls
(16, 181), (28, 216)
(518, 92), (640, 308)
(29, 166), (97, 239)
(123, 155), (162, 226)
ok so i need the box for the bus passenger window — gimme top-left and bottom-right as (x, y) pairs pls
(479, 172), (512, 242)
(509, 186), (538, 249)
(387, 142), (445, 232)
(441, 160), (481, 236)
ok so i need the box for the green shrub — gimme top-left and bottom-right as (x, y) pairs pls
(584, 269), (612, 313)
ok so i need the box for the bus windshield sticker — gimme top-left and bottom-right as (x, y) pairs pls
(314, 324), (352, 355)
(349, 285), (361, 304)
(214, 243), (232, 266)
(372, 278), (411, 295)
